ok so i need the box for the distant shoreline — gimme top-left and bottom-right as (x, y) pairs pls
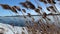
(0, 14), (60, 17)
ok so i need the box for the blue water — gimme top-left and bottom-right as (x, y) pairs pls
(0, 17), (27, 27)
(0, 16), (40, 27)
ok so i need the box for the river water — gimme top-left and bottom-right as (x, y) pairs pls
(0, 16), (40, 27)
(0, 16), (60, 27)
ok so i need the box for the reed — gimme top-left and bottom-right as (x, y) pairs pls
(0, 0), (60, 34)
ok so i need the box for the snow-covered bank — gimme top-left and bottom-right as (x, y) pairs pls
(0, 23), (28, 34)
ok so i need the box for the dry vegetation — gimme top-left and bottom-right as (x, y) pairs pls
(0, 0), (60, 34)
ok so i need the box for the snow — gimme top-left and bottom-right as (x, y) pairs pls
(0, 23), (28, 34)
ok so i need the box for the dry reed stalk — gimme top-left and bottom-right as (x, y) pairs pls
(15, 0), (60, 34)
(1, 0), (60, 34)
(13, 6), (21, 11)
(26, 16), (60, 34)
(46, 1), (59, 24)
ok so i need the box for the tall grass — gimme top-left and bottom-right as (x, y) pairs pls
(0, 0), (60, 34)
